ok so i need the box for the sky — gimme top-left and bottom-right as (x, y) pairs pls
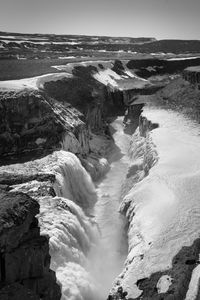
(0, 0), (200, 40)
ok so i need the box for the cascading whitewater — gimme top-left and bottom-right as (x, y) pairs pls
(39, 150), (100, 300)
(115, 106), (200, 299)
(7, 150), (100, 300)
(38, 196), (99, 300)
(43, 150), (97, 209)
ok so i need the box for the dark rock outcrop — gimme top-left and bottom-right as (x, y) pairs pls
(0, 189), (61, 299)
(183, 66), (200, 89)
(0, 90), (63, 159)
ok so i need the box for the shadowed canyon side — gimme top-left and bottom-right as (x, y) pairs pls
(1, 47), (200, 300)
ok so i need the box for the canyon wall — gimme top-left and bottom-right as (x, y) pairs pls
(0, 89), (91, 164)
(183, 67), (200, 89)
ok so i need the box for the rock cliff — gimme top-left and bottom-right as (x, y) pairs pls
(183, 66), (200, 89)
(0, 89), (91, 163)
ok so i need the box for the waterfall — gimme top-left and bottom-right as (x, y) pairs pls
(38, 196), (99, 300)
(43, 150), (97, 209)
(38, 150), (100, 300)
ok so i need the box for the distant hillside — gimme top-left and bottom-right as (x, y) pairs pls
(0, 31), (155, 45)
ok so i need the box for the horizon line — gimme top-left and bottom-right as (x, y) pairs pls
(0, 29), (200, 42)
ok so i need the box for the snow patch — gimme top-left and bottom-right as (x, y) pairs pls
(35, 137), (47, 145)
(167, 56), (199, 61)
(0, 72), (72, 91)
(157, 275), (172, 293)
(93, 69), (121, 88)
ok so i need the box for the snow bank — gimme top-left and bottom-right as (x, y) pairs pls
(167, 56), (199, 61)
(93, 69), (121, 88)
(52, 60), (113, 72)
(0, 72), (72, 91)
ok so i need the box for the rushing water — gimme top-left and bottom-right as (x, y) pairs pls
(87, 117), (132, 299)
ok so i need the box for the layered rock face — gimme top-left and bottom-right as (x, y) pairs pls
(0, 189), (61, 300)
(0, 89), (90, 162)
(43, 65), (126, 129)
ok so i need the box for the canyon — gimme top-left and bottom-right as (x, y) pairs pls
(1, 32), (200, 300)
